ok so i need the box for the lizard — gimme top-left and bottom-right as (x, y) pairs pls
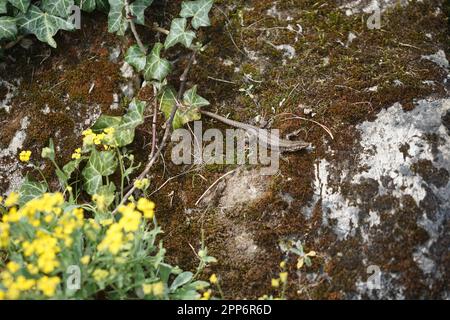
(200, 110), (311, 152)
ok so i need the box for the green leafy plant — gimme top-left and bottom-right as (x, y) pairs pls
(0, 105), (217, 299)
(0, 0), (221, 300)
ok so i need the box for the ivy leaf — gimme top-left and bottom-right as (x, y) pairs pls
(0, 16), (17, 40)
(160, 87), (202, 129)
(17, 5), (74, 48)
(41, 0), (74, 18)
(8, 0), (30, 13)
(0, 0), (8, 14)
(125, 44), (147, 72)
(19, 176), (47, 205)
(130, 0), (153, 25)
(108, 0), (128, 35)
(92, 98), (145, 147)
(75, 0), (108, 12)
(113, 98), (145, 146)
(164, 17), (195, 49)
(96, 0), (109, 12)
(62, 157), (83, 179)
(143, 43), (171, 82)
(183, 85), (210, 109)
(76, 0), (95, 12)
(82, 149), (118, 195)
(91, 115), (121, 130)
(180, 0), (213, 30)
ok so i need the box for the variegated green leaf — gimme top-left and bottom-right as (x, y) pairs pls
(130, 0), (153, 25)
(17, 5), (74, 48)
(19, 176), (47, 205)
(0, 0), (8, 14)
(92, 98), (145, 147)
(82, 149), (118, 195)
(0, 16), (17, 40)
(91, 115), (121, 130)
(183, 85), (210, 109)
(108, 0), (128, 35)
(180, 0), (213, 30)
(96, 0), (109, 11)
(63, 157), (83, 179)
(8, 0), (30, 13)
(76, 0), (95, 12)
(113, 98), (145, 146)
(125, 44), (147, 72)
(164, 17), (195, 49)
(143, 43), (171, 82)
(160, 87), (202, 129)
(42, 0), (74, 18)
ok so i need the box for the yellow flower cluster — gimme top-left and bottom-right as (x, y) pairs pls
(71, 148), (82, 160)
(0, 260), (61, 299)
(22, 231), (61, 273)
(19, 150), (32, 162)
(97, 199), (155, 254)
(134, 178), (149, 190)
(93, 269), (109, 282)
(137, 198), (155, 219)
(0, 193), (83, 299)
(82, 127), (115, 147)
(142, 282), (165, 297)
(53, 208), (84, 247)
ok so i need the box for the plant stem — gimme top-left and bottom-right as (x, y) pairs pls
(125, 0), (147, 54)
(116, 148), (125, 200)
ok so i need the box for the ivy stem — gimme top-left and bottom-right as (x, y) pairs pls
(145, 24), (170, 35)
(116, 148), (125, 200)
(125, 0), (147, 54)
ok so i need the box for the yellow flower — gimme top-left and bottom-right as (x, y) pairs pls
(19, 150), (32, 162)
(93, 194), (107, 211)
(200, 289), (211, 300)
(134, 178), (149, 190)
(71, 151), (81, 160)
(152, 282), (164, 296)
(82, 129), (96, 145)
(80, 256), (90, 265)
(6, 261), (20, 273)
(137, 198), (155, 219)
(93, 269), (109, 282)
(142, 284), (153, 295)
(271, 278), (280, 288)
(279, 272), (288, 283)
(15, 276), (35, 291)
(118, 211), (141, 233)
(209, 274), (218, 284)
(99, 218), (113, 226)
(37, 251), (60, 273)
(37, 276), (60, 297)
(27, 264), (39, 275)
(98, 224), (124, 254)
(280, 261), (286, 269)
(4, 192), (19, 207)
(93, 133), (105, 145)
